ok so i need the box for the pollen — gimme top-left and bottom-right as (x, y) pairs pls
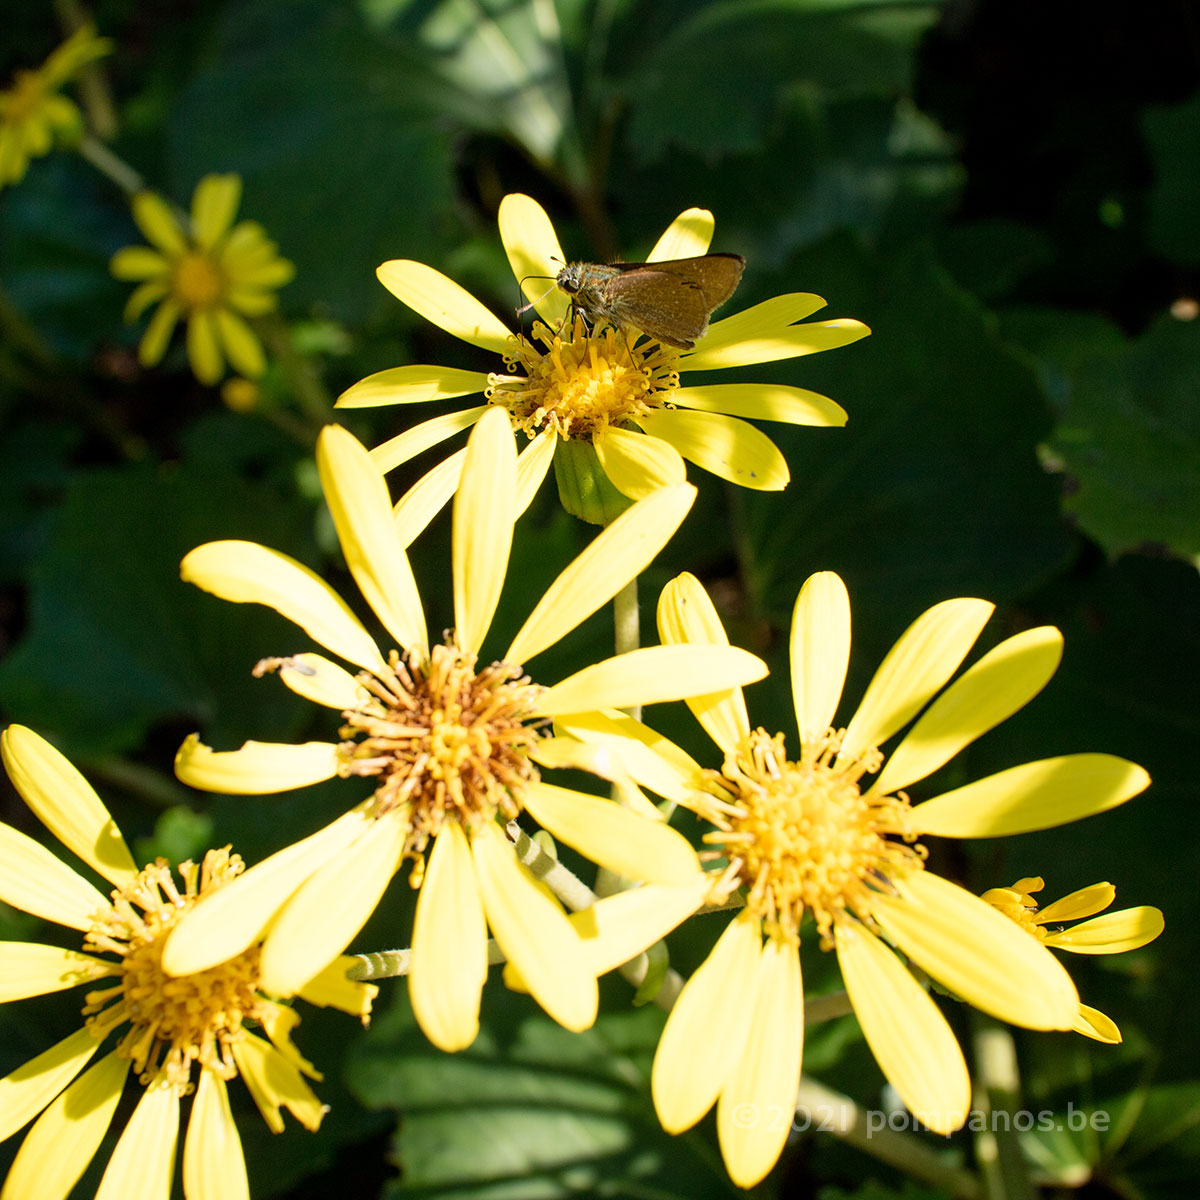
(486, 315), (680, 439)
(172, 250), (225, 309)
(80, 848), (268, 1094)
(701, 728), (925, 947)
(334, 640), (546, 873)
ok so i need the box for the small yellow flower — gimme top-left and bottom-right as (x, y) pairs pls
(164, 410), (767, 1052)
(0, 24), (110, 189)
(0, 724), (376, 1200)
(983, 876), (1163, 1044)
(338, 193), (869, 524)
(109, 173), (294, 385)
(557, 571), (1151, 1188)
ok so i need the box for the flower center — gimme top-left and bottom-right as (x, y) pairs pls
(81, 849), (266, 1093)
(981, 882), (1047, 940)
(3, 70), (49, 122)
(172, 250), (225, 309)
(700, 728), (925, 946)
(335, 641), (546, 871)
(485, 315), (680, 439)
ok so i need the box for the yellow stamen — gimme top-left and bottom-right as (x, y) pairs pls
(701, 728), (925, 946)
(486, 316), (680, 439)
(172, 250), (225, 309)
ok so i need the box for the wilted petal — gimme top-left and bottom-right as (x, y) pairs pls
(230, 1032), (325, 1133)
(174, 735), (341, 794)
(272, 653), (372, 710)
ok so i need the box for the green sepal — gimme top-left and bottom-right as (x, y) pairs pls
(553, 437), (634, 526)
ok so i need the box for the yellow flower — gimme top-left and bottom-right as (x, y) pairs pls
(0, 24), (110, 189)
(0, 724), (376, 1200)
(556, 571), (1150, 1188)
(109, 173), (294, 385)
(164, 409), (767, 1052)
(337, 193), (869, 524)
(982, 876), (1163, 1044)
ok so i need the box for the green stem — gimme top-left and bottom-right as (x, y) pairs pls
(77, 134), (144, 197)
(794, 1077), (984, 1200)
(971, 1019), (1037, 1200)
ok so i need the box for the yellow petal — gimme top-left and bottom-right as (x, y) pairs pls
(1035, 881), (1113, 923)
(1044, 906), (1164, 954)
(137, 296), (179, 366)
(506, 483), (696, 665)
(647, 208), (715, 261)
(409, 819), (488, 1052)
(370, 405), (490, 474)
(594, 424), (687, 500)
(716, 935), (804, 1188)
(652, 909), (762, 1133)
(0, 1050), (128, 1200)
(296, 955), (378, 1020)
(230, 1032), (325, 1134)
(174, 734), (340, 794)
(454, 407), (516, 655)
(471, 820), (596, 1031)
(657, 572), (749, 756)
(514, 429), (556, 517)
(498, 192), (569, 326)
(0, 942), (110, 1001)
(393, 447), (466, 548)
(109, 245), (168, 281)
(376, 259), (513, 353)
(1, 724), (136, 887)
(910, 755), (1151, 838)
(686, 313), (871, 371)
(162, 807), (372, 976)
(131, 190), (186, 257)
(0, 822), (110, 932)
(523, 782), (700, 885)
(689, 293), (827, 356)
(183, 1070), (249, 1200)
(317, 423), (428, 659)
(790, 571), (851, 744)
(551, 709), (704, 805)
(874, 626), (1063, 796)
(0, 1027), (100, 1142)
(571, 879), (708, 976)
(271, 653), (372, 710)
(530, 736), (660, 819)
(671, 382), (847, 427)
(187, 309), (225, 384)
(836, 921), (969, 1134)
(181, 540), (388, 675)
(259, 813), (406, 996)
(214, 307), (267, 379)
(840, 597), (994, 764)
(1075, 1004), (1121, 1044)
(122, 279), (169, 321)
(535, 643), (767, 717)
(873, 871), (1079, 1030)
(94, 1072), (179, 1200)
(191, 174), (241, 248)
(336, 364), (489, 408)
(634, 409), (788, 490)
